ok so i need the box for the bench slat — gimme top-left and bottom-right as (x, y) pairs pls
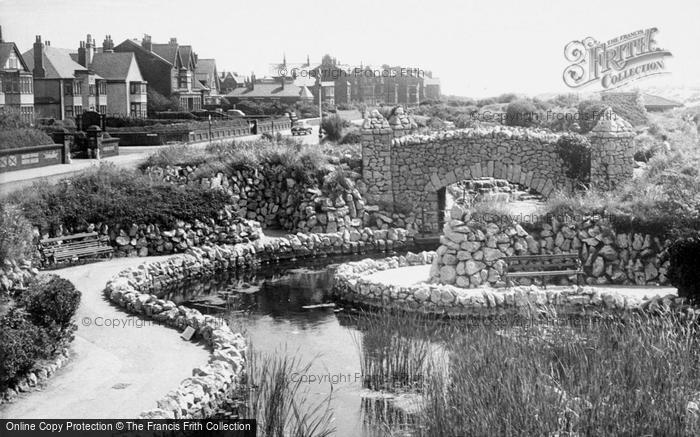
(40, 232), (100, 244)
(506, 270), (580, 278)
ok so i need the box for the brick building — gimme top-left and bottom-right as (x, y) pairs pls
(0, 26), (35, 123)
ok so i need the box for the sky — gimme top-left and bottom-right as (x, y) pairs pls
(1, 0), (699, 97)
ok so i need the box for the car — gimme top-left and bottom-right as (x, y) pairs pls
(291, 120), (313, 135)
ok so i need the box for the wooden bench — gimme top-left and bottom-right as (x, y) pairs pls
(39, 232), (113, 265)
(503, 253), (584, 288)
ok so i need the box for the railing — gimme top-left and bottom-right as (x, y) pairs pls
(0, 144), (67, 173)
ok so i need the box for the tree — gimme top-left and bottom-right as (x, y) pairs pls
(147, 89), (179, 115)
(505, 99), (538, 128)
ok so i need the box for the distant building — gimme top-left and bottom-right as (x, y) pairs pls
(68, 35), (148, 118)
(23, 35), (107, 120)
(640, 93), (683, 112)
(195, 58), (221, 105)
(219, 71), (244, 94)
(0, 26), (35, 123)
(226, 75), (314, 104)
(601, 91), (684, 113)
(422, 75), (441, 101)
(114, 35), (203, 111)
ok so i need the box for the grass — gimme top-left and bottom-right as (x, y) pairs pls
(351, 309), (700, 436)
(242, 348), (335, 437)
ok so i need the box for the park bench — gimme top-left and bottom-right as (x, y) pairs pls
(503, 253), (583, 288)
(39, 232), (113, 265)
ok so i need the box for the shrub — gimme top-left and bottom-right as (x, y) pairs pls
(339, 129), (361, 145)
(321, 114), (346, 142)
(668, 236), (700, 301)
(0, 309), (50, 389)
(556, 134), (591, 188)
(0, 203), (35, 264)
(577, 100), (608, 133)
(505, 99), (538, 127)
(0, 128), (54, 150)
(10, 164), (232, 234)
(147, 89), (180, 114)
(21, 275), (80, 333)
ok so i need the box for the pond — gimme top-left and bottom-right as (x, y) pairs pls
(162, 253), (432, 437)
(159, 253), (700, 436)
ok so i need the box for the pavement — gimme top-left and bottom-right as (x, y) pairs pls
(363, 264), (678, 300)
(0, 256), (210, 419)
(0, 126), (323, 196)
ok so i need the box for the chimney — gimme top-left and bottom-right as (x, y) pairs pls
(45, 41), (50, 46)
(85, 34), (94, 66)
(0, 26), (3, 43)
(78, 41), (87, 67)
(169, 37), (177, 45)
(103, 35), (114, 53)
(142, 34), (152, 51)
(249, 72), (255, 90)
(33, 35), (45, 78)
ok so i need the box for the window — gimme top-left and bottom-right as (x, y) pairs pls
(6, 52), (19, 69)
(74, 81), (82, 95)
(20, 76), (33, 94)
(20, 106), (34, 124)
(130, 102), (141, 117)
(74, 105), (83, 115)
(3, 75), (19, 93)
(64, 105), (73, 118)
(89, 84), (96, 96)
(99, 105), (107, 114)
(130, 82), (146, 94)
(98, 81), (106, 94)
(64, 82), (73, 95)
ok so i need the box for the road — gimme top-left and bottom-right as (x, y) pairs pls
(0, 123), (320, 196)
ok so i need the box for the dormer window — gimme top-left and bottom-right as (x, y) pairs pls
(5, 52), (19, 69)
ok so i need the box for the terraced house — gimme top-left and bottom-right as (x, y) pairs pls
(115, 35), (204, 111)
(70, 35), (148, 117)
(23, 36), (108, 120)
(0, 27), (35, 123)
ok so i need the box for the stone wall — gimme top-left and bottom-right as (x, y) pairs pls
(0, 258), (38, 295)
(145, 163), (422, 236)
(360, 108), (635, 232)
(431, 205), (672, 288)
(333, 253), (680, 317)
(102, 225), (412, 418)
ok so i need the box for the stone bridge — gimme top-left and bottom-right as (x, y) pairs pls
(361, 108), (634, 233)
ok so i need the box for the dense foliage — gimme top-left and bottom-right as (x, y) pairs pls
(668, 236), (700, 301)
(556, 134), (591, 188)
(505, 99), (538, 127)
(0, 204), (35, 264)
(321, 114), (347, 142)
(8, 164), (232, 235)
(0, 110), (54, 150)
(0, 275), (80, 390)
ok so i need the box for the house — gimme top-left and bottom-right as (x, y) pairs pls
(640, 93), (683, 111)
(226, 75), (314, 104)
(23, 35), (108, 120)
(219, 71), (244, 94)
(0, 26), (35, 123)
(195, 58), (221, 105)
(73, 35), (148, 118)
(422, 75), (441, 101)
(114, 35), (203, 111)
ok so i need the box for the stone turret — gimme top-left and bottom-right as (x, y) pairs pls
(589, 107), (634, 190)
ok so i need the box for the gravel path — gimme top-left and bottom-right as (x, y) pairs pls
(0, 256), (210, 419)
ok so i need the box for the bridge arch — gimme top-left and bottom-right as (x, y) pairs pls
(360, 109), (634, 234)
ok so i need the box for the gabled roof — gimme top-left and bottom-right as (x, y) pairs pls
(23, 45), (91, 79)
(114, 39), (172, 65)
(0, 42), (30, 71)
(196, 59), (217, 77)
(90, 52), (137, 80)
(151, 43), (179, 65)
(227, 82), (312, 99)
(642, 93), (683, 108)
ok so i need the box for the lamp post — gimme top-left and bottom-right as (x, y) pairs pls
(208, 114), (212, 146)
(318, 75), (323, 142)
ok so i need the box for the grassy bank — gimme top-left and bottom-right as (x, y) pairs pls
(349, 309), (700, 436)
